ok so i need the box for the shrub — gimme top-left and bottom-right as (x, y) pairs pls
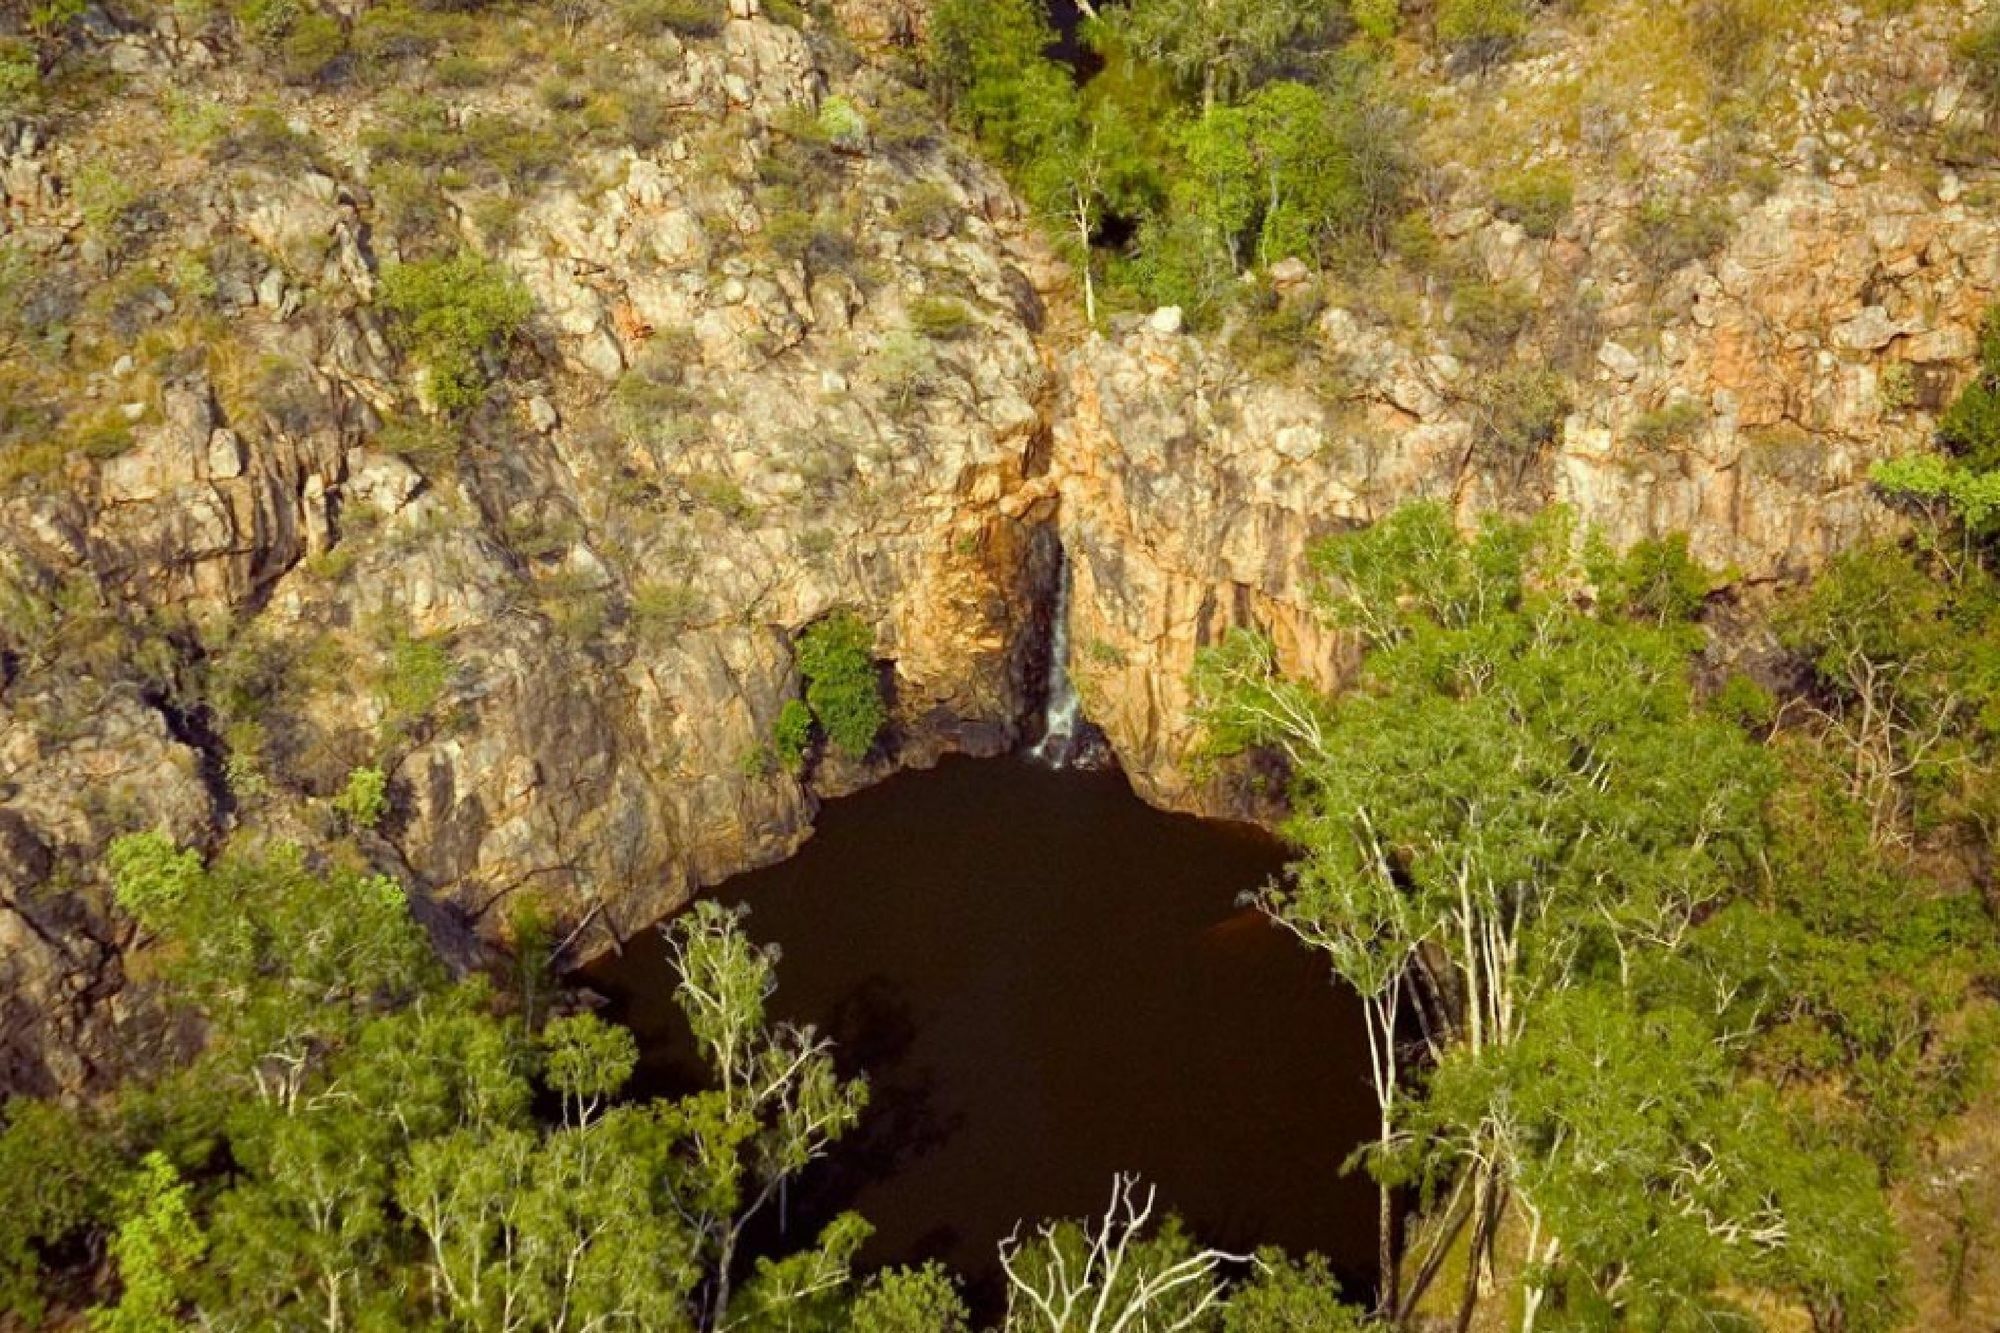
(1470, 364), (1569, 463)
(1591, 533), (1713, 625)
(375, 629), (452, 745)
(72, 160), (143, 241)
(1451, 279), (1536, 353)
(378, 253), (533, 415)
(793, 611), (887, 758)
(772, 698), (814, 775)
(1630, 399), (1707, 450)
(816, 96), (868, 149)
(1937, 308), (2000, 471)
(909, 296), (974, 340)
(874, 330), (940, 417)
(871, 83), (940, 153)
(1713, 672), (1776, 732)
(619, 0), (722, 38)
(1436, 0), (1534, 66)
(1961, 9), (2000, 110)
(279, 10), (346, 82)
(1630, 194), (1733, 276)
(631, 580), (705, 640)
(0, 41), (40, 113)
(1492, 165), (1573, 239)
(894, 182), (960, 239)
(333, 765), (390, 830)
(1227, 280), (1323, 378)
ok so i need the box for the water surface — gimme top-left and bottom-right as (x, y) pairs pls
(582, 756), (1377, 1290)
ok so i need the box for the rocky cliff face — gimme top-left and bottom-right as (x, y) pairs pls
(2, 0), (1995, 1095)
(1054, 173), (2000, 809)
(0, 0), (1058, 1094)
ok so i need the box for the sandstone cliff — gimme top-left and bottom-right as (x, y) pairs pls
(3, 0), (1997, 1097)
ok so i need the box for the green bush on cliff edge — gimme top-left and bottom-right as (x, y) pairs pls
(788, 611), (887, 761)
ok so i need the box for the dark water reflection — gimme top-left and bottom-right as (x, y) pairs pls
(580, 756), (1377, 1293)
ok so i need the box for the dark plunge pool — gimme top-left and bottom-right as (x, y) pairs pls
(579, 755), (1377, 1294)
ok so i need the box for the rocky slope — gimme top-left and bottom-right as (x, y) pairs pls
(3, 0), (1997, 1095)
(1, 0), (1059, 1094)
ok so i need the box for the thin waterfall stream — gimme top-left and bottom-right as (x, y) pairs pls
(1029, 553), (1083, 766)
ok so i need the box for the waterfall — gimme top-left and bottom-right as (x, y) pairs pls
(1030, 554), (1083, 766)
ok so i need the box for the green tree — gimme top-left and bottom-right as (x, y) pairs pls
(1175, 78), (1407, 272)
(109, 836), (438, 1108)
(1196, 504), (1777, 1319)
(998, 1175), (1244, 1332)
(1113, 0), (1329, 111)
(849, 1263), (972, 1333)
(663, 900), (869, 1329)
(541, 1012), (638, 1129)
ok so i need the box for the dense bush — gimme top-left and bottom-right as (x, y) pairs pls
(793, 610), (887, 758)
(378, 253), (534, 415)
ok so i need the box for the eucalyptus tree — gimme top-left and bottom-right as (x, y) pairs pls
(998, 1174), (1247, 1333)
(663, 899), (870, 1331)
(1194, 505), (1786, 1320)
(1112, 0), (1332, 111)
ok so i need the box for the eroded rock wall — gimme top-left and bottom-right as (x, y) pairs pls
(1054, 175), (2000, 811)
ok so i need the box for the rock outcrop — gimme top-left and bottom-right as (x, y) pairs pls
(0, 6), (1057, 1094)
(1053, 173), (2000, 810)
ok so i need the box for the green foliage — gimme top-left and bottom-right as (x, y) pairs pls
(8, 856), (877, 1331)
(1872, 452), (2000, 532)
(378, 252), (534, 415)
(1449, 278), (1535, 352)
(1175, 78), (1410, 271)
(931, 0), (1405, 318)
(89, 1153), (206, 1333)
(539, 1012), (638, 1127)
(793, 611), (888, 758)
(1, 1101), (115, 1325)
(1774, 543), (2000, 838)
(772, 696), (815, 775)
(1190, 503), (1941, 1326)
(1221, 1252), (1369, 1332)
(109, 838), (438, 1073)
(1491, 164), (1573, 238)
(375, 627), (453, 746)
(1435, 0), (1535, 66)
(849, 1263), (971, 1333)
(1629, 397), (1707, 450)
(1958, 4), (2000, 109)
(909, 295), (975, 340)
(0, 40), (41, 113)
(1467, 363), (1569, 462)
(1111, 0), (1326, 109)
(1630, 192), (1734, 276)
(816, 95), (868, 148)
(332, 765), (390, 831)
(1588, 531), (1713, 625)
(619, 0), (723, 38)
(1926, 308), (2000, 478)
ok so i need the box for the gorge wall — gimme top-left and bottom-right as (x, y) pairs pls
(3, 0), (1998, 1095)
